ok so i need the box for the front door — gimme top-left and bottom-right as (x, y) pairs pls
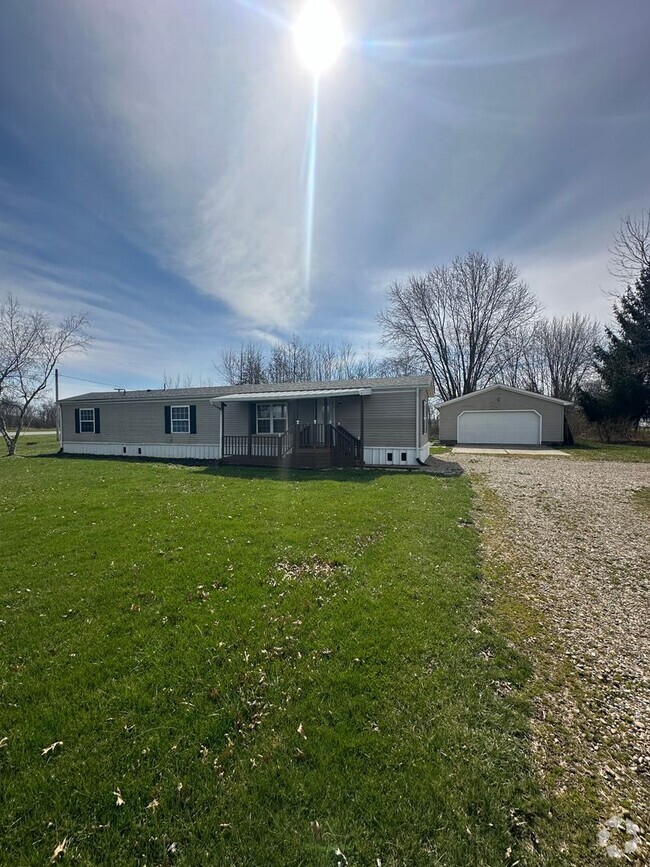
(320, 397), (335, 426)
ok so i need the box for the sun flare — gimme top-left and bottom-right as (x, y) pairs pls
(293, 0), (344, 77)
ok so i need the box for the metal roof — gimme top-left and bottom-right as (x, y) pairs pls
(58, 374), (433, 404)
(214, 387), (374, 403)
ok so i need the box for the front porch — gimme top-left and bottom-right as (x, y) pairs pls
(221, 422), (362, 468)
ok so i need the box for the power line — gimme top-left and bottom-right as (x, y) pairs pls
(59, 373), (126, 391)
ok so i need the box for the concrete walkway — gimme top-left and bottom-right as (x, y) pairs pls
(451, 445), (569, 456)
(6, 429), (57, 436)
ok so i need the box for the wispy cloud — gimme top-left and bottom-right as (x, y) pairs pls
(1, 0), (649, 392)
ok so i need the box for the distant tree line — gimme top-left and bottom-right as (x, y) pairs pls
(0, 398), (58, 431)
(216, 336), (425, 386)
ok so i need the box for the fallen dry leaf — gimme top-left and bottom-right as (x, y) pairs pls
(297, 723), (307, 740)
(146, 798), (159, 812)
(0, 736), (8, 749)
(113, 789), (125, 807)
(50, 837), (69, 862)
(41, 741), (63, 757)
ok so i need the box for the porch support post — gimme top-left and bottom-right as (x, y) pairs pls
(220, 402), (226, 457)
(359, 393), (365, 465)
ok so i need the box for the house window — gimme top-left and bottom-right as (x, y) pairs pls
(79, 408), (95, 433)
(257, 403), (287, 434)
(171, 405), (190, 433)
(422, 399), (429, 434)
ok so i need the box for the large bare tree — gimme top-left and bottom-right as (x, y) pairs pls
(609, 208), (650, 283)
(514, 314), (601, 400)
(377, 252), (539, 402)
(0, 294), (90, 455)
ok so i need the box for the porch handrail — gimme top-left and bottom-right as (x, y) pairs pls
(278, 425), (295, 457)
(334, 424), (362, 460)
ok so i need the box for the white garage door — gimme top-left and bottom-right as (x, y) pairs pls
(457, 410), (540, 445)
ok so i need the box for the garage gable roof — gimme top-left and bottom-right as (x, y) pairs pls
(439, 385), (573, 408)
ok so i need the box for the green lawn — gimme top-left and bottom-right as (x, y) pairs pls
(566, 440), (650, 461)
(1, 436), (540, 866)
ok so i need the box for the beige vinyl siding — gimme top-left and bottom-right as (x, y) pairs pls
(61, 399), (221, 445)
(438, 388), (565, 443)
(223, 402), (250, 437)
(334, 391), (417, 447)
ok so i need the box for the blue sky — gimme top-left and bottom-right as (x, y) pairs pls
(1, 0), (649, 397)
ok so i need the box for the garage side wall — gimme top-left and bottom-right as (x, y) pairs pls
(439, 389), (565, 444)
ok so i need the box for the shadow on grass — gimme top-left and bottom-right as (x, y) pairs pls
(31, 450), (464, 482)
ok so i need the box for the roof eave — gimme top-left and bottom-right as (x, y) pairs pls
(210, 387), (374, 404)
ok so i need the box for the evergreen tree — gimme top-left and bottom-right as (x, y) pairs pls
(579, 267), (650, 427)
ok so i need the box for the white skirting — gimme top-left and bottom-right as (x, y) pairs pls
(62, 442), (221, 460)
(364, 442), (430, 466)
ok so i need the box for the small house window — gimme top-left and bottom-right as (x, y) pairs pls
(387, 452), (393, 462)
(79, 408), (95, 433)
(257, 403), (287, 434)
(422, 399), (429, 434)
(171, 405), (190, 434)
(401, 452), (407, 462)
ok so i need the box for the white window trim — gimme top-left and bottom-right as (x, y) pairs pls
(171, 405), (190, 434)
(79, 408), (95, 433)
(256, 402), (288, 435)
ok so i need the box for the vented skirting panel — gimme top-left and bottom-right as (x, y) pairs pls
(363, 443), (430, 466)
(62, 442), (221, 460)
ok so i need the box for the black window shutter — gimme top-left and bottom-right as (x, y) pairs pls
(164, 405), (171, 434)
(189, 405), (197, 434)
(94, 407), (101, 434)
(249, 403), (257, 434)
(75, 408), (80, 433)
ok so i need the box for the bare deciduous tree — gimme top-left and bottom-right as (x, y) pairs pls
(0, 294), (91, 455)
(610, 208), (650, 283)
(217, 342), (267, 385)
(376, 348), (426, 378)
(162, 371), (213, 389)
(536, 314), (600, 400)
(510, 314), (600, 400)
(216, 337), (392, 385)
(377, 252), (539, 402)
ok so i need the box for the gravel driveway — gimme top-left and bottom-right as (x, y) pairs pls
(452, 454), (650, 859)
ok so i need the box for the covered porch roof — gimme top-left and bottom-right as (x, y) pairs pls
(210, 387), (373, 404)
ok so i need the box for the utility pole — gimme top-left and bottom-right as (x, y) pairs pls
(55, 368), (61, 446)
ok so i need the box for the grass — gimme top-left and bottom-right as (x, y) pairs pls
(429, 445), (450, 455)
(474, 488), (612, 867)
(0, 436), (542, 866)
(566, 440), (650, 462)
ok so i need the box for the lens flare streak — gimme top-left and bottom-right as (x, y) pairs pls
(233, 0), (288, 29)
(304, 78), (320, 291)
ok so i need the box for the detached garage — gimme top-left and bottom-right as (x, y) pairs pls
(438, 385), (572, 446)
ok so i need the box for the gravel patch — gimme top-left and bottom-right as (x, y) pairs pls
(453, 454), (650, 858)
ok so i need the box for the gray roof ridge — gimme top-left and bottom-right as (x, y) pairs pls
(58, 374), (433, 403)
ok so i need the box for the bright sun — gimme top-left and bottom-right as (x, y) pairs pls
(294, 0), (344, 77)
